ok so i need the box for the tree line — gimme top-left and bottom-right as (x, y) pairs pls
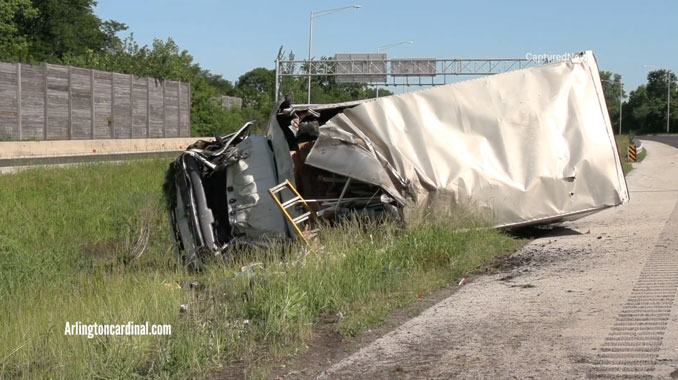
(600, 70), (676, 134)
(1, 1), (673, 136)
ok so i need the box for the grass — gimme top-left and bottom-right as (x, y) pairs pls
(0, 160), (517, 379)
(615, 134), (647, 174)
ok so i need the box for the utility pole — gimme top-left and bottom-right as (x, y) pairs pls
(667, 69), (671, 134)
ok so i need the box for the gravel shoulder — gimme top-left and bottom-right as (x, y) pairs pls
(312, 140), (678, 379)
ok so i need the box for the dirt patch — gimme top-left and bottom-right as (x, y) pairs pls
(268, 283), (466, 380)
(206, 358), (248, 380)
(483, 227), (590, 279)
(80, 238), (121, 260)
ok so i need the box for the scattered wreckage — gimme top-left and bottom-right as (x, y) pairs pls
(164, 51), (628, 267)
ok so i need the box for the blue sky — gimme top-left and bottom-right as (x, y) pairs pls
(94, 0), (676, 94)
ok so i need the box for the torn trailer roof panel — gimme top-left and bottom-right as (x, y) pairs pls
(304, 50), (629, 228)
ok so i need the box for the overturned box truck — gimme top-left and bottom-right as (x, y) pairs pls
(164, 51), (629, 267)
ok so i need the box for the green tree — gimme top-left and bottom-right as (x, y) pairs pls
(100, 20), (127, 51)
(20, 0), (125, 62)
(233, 67), (277, 131)
(0, 0), (37, 61)
(235, 67), (275, 107)
(624, 70), (677, 133)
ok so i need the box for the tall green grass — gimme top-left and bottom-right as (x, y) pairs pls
(0, 160), (516, 379)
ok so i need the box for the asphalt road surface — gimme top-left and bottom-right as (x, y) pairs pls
(314, 140), (678, 379)
(640, 135), (678, 149)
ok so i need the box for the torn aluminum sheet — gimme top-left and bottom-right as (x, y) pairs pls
(304, 50), (629, 228)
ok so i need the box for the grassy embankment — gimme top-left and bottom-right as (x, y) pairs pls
(615, 134), (647, 174)
(0, 160), (516, 379)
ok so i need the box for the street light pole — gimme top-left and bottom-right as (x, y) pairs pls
(376, 40), (413, 98)
(667, 69), (671, 133)
(307, 5), (360, 104)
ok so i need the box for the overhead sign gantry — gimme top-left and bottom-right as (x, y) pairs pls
(274, 55), (541, 102)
